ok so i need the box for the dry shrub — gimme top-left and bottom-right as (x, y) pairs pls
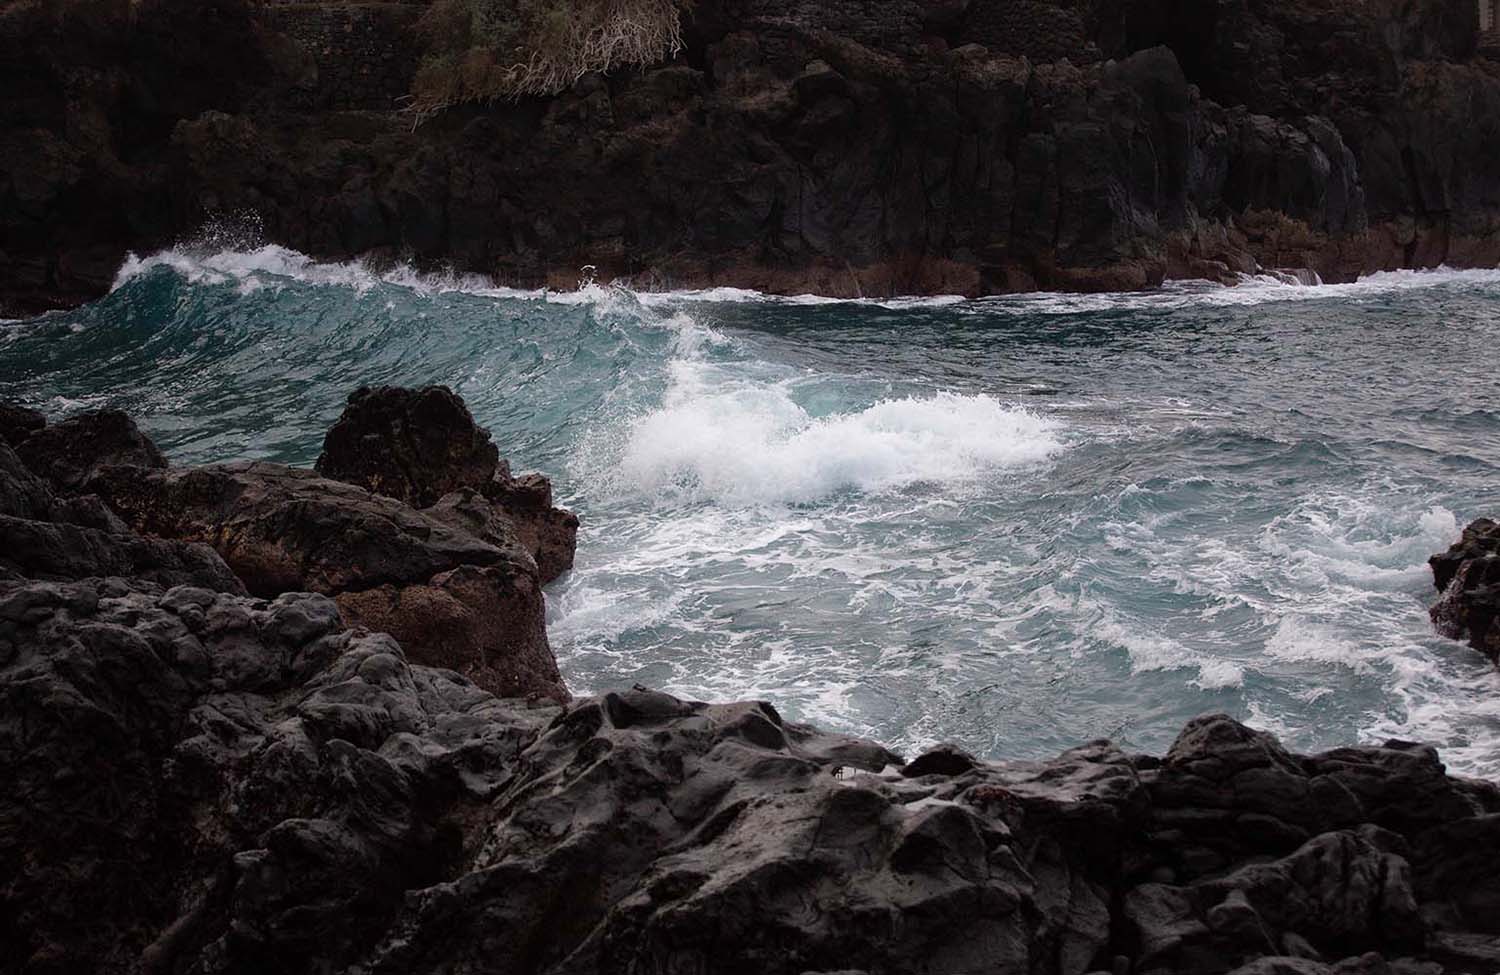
(410, 0), (691, 118)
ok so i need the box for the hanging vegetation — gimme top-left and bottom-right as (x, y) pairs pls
(410, 0), (692, 119)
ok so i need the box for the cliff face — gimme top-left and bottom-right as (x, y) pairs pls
(2, 0), (1499, 311)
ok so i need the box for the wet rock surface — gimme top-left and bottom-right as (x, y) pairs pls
(5, 579), (1500, 975)
(317, 385), (579, 583)
(1429, 518), (1500, 660)
(0, 388), (575, 701)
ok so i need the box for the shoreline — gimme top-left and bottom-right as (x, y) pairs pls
(8, 242), (1500, 322)
(2, 386), (1499, 972)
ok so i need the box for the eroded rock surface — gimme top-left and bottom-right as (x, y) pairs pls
(316, 385), (579, 582)
(315, 385), (501, 508)
(5, 583), (1500, 975)
(1429, 518), (1500, 660)
(4, 405), (1500, 974)
(1, 390), (575, 701)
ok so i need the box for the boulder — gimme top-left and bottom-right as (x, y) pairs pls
(1429, 518), (1500, 659)
(14, 408), (168, 492)
(316, 385), (579, 583)
(0, 402), (45, 447)
(88, 461), (565, 700)
(315, 385), (500, 508)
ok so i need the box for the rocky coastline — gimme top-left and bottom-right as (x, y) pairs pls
(5, 0), (1500, 315)
(3, 387), (1500, 974)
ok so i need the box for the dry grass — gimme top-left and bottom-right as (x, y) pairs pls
(410, 0), (690, 119)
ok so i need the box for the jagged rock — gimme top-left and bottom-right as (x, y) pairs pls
(0, 514), (245, 593)
(14, 408), (168, 492)
(0, 440), (241, 591)
(481, 472), (579, 584)
(0, 441), (55, 522)
(315, 385), (500, 508)
(0, 576), (554, 975)
(1429, 518), (1500, 659)
(89, 462), (507, 595)
(0, 402), (45, 447)
(7, 0), (1500, 314)
(4, 573), (1500, 975)
(88, 460), (565, 699)
(334, 563), (564, 702)
(317, 386), (578, 583)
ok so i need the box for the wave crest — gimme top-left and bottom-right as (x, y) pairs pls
(614, 368), (1063, 505)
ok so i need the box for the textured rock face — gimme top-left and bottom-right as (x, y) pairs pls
(1429, 518), (1500, 659)
(88, 460), (568, 700)
(2, 401), (1500, 973)
(317, 384), (580, 583)
(4, 0), (1500, 312)
(0, 390), (576, 701)
(315, 385), (501, 508)
(8, 408), (168, 492)
(5, 588), (1500, 975)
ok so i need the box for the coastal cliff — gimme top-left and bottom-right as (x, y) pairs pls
(3, 0), (1500, 313)
(4, 389), (1500, 974)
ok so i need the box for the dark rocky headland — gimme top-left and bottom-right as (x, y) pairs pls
(5, 0), (1500, 314)
(4, 386), (1500, 974)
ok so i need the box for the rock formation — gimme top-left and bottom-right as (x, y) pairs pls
(315, 385), (579, 583)
(3, 398), (1500, 973)
(2, 389), (577, 701)
(1429, 517), (1500, 660)
(4, 0), (1500, 313)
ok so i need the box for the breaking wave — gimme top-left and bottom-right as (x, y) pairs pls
(9, 243), (1500, 773)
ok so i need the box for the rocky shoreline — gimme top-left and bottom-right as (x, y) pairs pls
(3, 387), (1500, 974)
(5, 0), (1500, 314)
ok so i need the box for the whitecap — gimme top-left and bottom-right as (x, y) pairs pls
(612, 366), (1063, 506)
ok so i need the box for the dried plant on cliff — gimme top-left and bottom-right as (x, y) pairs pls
(411, 0), (690, 118)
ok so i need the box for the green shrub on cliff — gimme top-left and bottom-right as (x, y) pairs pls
(411, 0), (690, 117)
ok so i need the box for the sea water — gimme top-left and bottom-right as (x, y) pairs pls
(4, 245), (1498, 772)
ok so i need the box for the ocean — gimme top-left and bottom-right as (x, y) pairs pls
(5, 245), (1499, 772)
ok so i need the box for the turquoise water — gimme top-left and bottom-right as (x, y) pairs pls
(4, 246), (1499, 771)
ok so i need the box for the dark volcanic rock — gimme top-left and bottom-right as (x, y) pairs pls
(4, 592), (1500, 974)
(315, 385), (500, 508)
(89, 460), (567, 700)
(14, 409), (168, 492)
(5, 0), (1500, 312)
(317, 385), (579, 583)
(0, 514), (245, 593)
(480, 472), (579, 583)
(0, 403), (45, 447)
(0, 439), (242, 591)
(2, 402), (1499, 973)
(1428, 518), (1500, 659)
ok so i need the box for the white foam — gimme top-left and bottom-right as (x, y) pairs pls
(1094, 611), (1247, 690)
(110, 243), (1500, 313)
(613, 365), (1063, 506)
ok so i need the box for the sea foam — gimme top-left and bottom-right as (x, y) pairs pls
(614, 362), (1064, 506)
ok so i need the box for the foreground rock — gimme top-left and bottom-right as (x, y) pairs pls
(316, 385), (578, 583)
(5, 401), (1500, 974)
(0, 391), (577, 701)
(5, 570), (1500, 974)
(1429, 518), (1500, 660)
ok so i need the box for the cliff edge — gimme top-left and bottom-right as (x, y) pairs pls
(3, 0), (1500, 311)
